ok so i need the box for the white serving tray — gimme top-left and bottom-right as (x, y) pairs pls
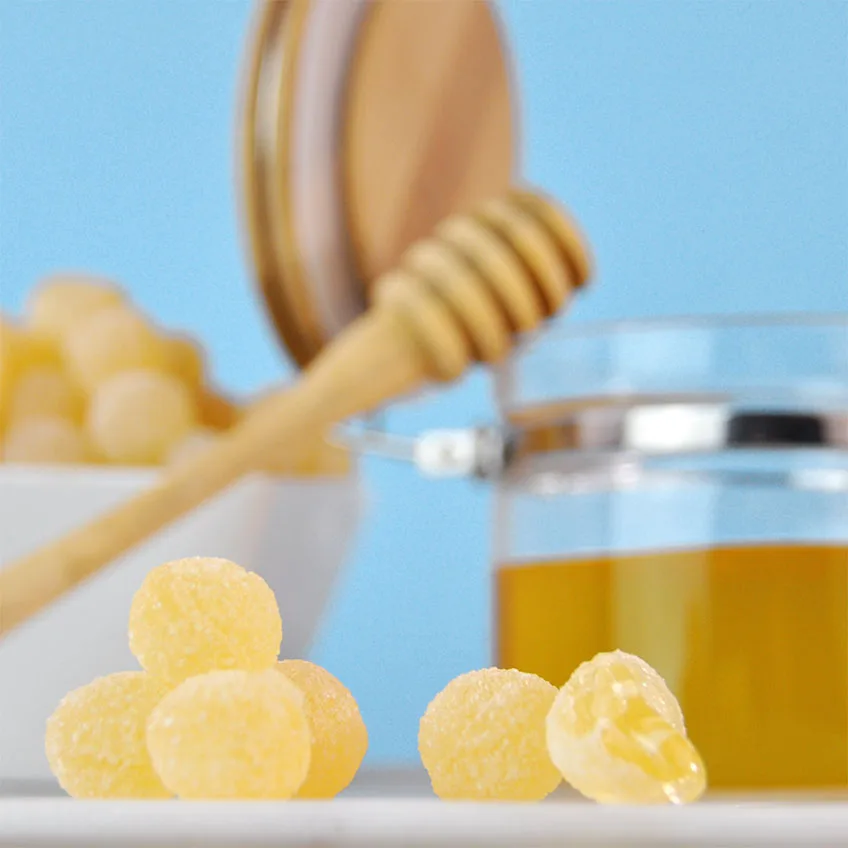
(2, 770), (848, 847)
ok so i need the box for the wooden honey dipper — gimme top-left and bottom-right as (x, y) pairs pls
(0, 188), (592, 637)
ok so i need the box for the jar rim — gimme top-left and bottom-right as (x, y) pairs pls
(526, 311), (848, 344)
(496, 311), (848, 414)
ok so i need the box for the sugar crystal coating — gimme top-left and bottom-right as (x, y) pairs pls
(2, 416), (90, 464)
(546, 650), (707, 804)
(45, 671), (171, 799)
(64, 305), (170, 390)
(27, 275), (125, 341)
(278, 660), (368, 798)
(146, 669), (310, 799)
(418, 668), (561, 801)
(129, 557), (282, 685)
(87, 369), (197, 464)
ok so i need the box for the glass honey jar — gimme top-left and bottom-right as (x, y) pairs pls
(491, 315), (848, 791)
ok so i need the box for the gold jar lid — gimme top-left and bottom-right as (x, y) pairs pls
(239, 0), (517, 368)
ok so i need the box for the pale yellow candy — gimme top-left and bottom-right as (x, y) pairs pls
(164, 334), (205, 388)
(146, 669), (310, 799)
(546, 650), (707, 805)
(419, 668), (562, 801)
(1, 317), (62, 431)
(278, 660), (368, 798)
(129, 557), (282, 685)
(45, 671), (171, 799)
(87, 369), (197, 465)
(0, 316), (20, 430)
(27, 274), (124, 341)
(63, 305), (170, 390)
(7, 367), (84, 426)
(2, 416), (90, 464)
(1, 319), (61, 372)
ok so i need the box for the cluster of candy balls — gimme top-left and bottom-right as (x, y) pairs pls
(46, 557), (369, 800)
(0, 274), (348, 474)
(0, 275), (240, 467)
(46, 556), (707, 804)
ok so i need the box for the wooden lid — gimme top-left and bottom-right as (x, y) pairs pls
(239, 0), (517, 368)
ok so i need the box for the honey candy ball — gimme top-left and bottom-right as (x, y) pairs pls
(546, 650), (707, 805)
(0, 317), (21, 430)
(1, 318), (61, 374)
(8, 367), (85, 426)
(419, 668), (562, 801)
(277, 660), (369, 798)
(19, 329), (62, 370)
(1, 317), (62, 430)
(164, 334), (205, 388)
(64, 305), (170, 390)
(128, 557), (282, 685)
(2, 416), (90, 465)
(87, 369), (197, 465)
(45, 671), (171, 799)
(27, 274), (125, 341)
(146, 669), (310, 799)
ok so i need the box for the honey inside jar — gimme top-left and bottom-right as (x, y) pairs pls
(497, 543), (848, 789)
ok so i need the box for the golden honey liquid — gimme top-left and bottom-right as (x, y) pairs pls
(497, 543), (848, 789)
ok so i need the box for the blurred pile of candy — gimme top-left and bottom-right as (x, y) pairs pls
(0, 275), (348, 475)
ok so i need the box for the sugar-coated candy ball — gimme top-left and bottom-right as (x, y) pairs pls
(45, 671), (171, 799)
(277, 660), (368, 798)
(129, 557), (282, 685)
(0, 317), (21, 429)
(419, 668), (562, 801)
(1, 318), (61, 374)
(167, 427), (220, 468)
(8, 367), (85, 426)
(165, 334), (205, 388)
(146, 669), (310, 799)
(1, 318), (62, 428)
(2, 416), (90, 464)
(546, 650), (707, 805)
(87, 369), (197, 464)
(64, 305), (170, 390)
(27, 274), (125, 341)
(18, 329), (62, 370)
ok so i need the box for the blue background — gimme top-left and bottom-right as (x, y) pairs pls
(1, 0), (846, 764)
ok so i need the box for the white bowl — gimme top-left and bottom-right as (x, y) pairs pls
(0, 465), (362, 782)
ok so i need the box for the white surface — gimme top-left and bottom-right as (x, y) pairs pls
(3, 796), (848, 847)
(4, 770), (848, 846)
(0, 466), (362, 782)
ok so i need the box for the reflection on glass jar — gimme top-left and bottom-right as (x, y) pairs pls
(493, 316), (848, 790)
